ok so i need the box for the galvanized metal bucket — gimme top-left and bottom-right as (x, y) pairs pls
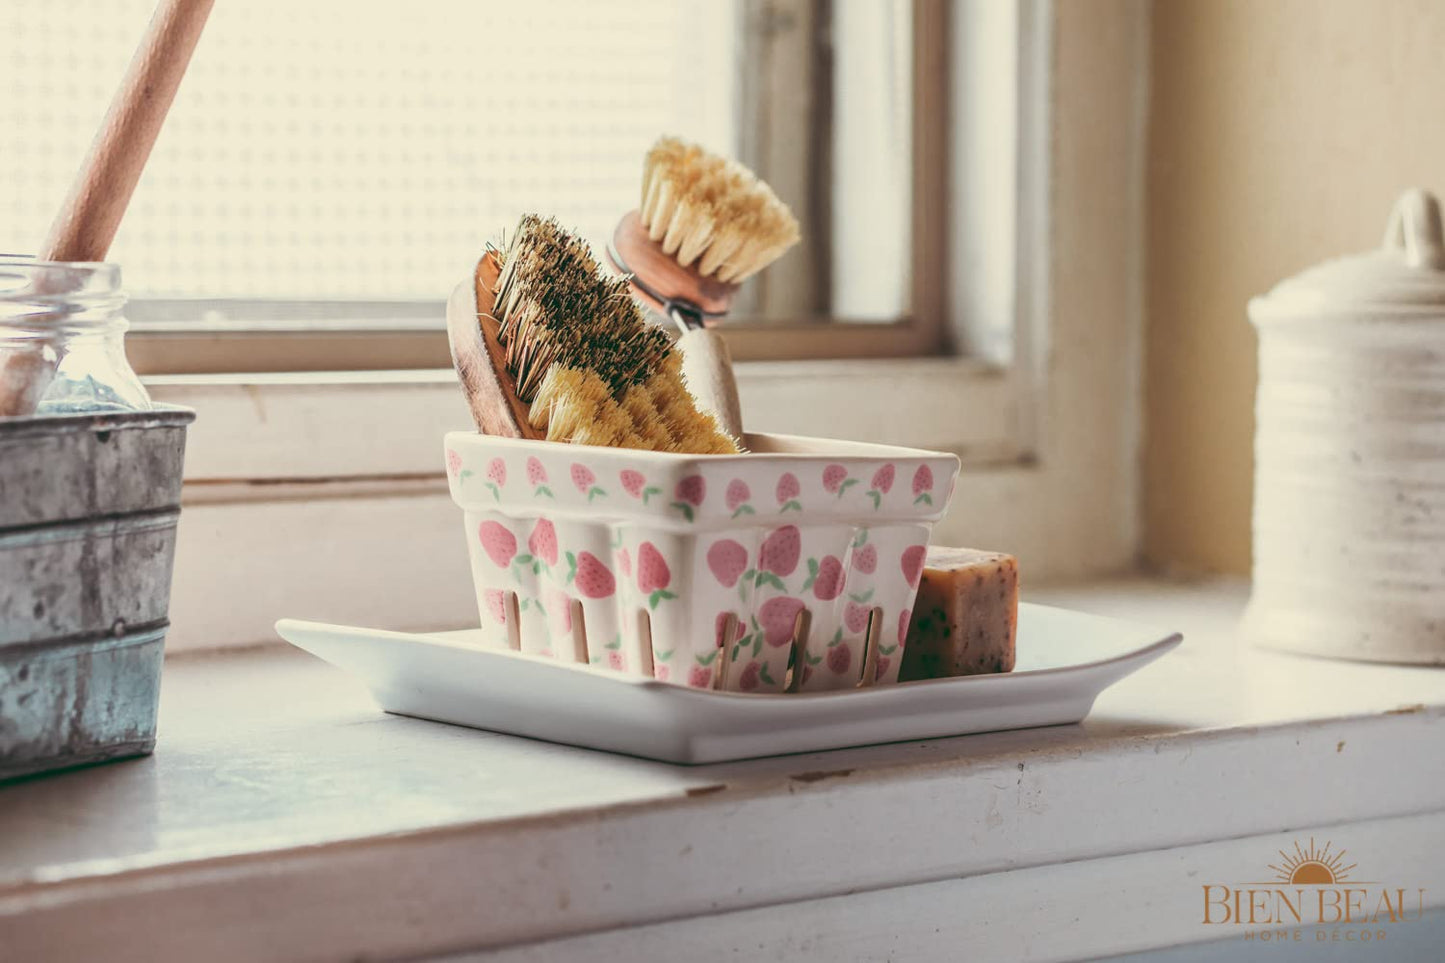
(0, 405), (194, 779)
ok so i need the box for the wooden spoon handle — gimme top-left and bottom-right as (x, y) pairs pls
(677, 326), (744, 439)
(40, 0), (216, 263)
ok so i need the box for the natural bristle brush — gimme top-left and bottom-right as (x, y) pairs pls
(608, 136), (802, 438)
(446, 214), (738, 454)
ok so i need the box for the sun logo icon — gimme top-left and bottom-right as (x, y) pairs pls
(1268, 838), (1356, 885)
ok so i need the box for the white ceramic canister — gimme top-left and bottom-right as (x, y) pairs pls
(1244, 189), (1445, 664)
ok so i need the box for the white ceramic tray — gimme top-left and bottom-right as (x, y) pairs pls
(275, 603), (1181, 764)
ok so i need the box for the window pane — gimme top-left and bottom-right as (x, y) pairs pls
(0, 0), (911, 323)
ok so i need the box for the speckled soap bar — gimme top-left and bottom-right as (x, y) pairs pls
(899, 548), (1019, 681)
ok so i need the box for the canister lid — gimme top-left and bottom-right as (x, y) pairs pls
(1250, 189), (1445, 324)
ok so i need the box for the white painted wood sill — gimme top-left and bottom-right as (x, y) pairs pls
(1, 578), (1441, 963)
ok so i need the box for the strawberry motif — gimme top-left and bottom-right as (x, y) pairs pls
(714, 612), (745, 647)
(826, 642), (852, 675)
(901, 545), (927, 587)
(805, 554), (845, 601)
(874, 656), (890, 681)
(654, 663), (671, 682)
(758, 596), (805, 647)
(687, 664), (713, 688)
(446, 449), (463, 478)
(776, 472), (802, 512)
(867, 463), (895, 509)
(543, 587), (573, 631)
(737, 661), (763, 691)
(725, 479), (754, 517)
(912, 464), (935, 505)
(527, 519), (558, 566)
(620, 469), (660, 505)
(707, 539), (748, 588)
(758, 525), (801, 577)
(607, 650), (626, 671)
(482, 588), (508, 624)
(822, 464), (848, 493)
(844, 601), (872, 634)
(671, 475), (706, 522)
(527, 456), (552, 498)
(898, 608), (912, 646)
(478, 521), (518, 568)
(571, 463), (606, 502)
(570, 551), (616, 599)
(852, 543), (877, 574)
(482, 458), (506, 501)
(637, 542), (677, 609)
(617, 548), (632, 578)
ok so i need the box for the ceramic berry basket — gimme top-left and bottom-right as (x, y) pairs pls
(444, 431), (960, 694)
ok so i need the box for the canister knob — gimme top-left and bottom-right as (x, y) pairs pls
(1382, 188), (1445, 270)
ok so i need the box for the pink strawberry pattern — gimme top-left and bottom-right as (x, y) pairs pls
(620, 469), (661, 505)
(822, 464), (849, 494)
(826, 641), (852, 675)
(898, 608), (912, 647)
(776, 472), (802, 513)
(714, 612), (745, 648)
(758, 525), (801, 577)
(852, 542), (877, 575)
(484, 458), (507, 501)
(654, 663), (671, 682)
(478, 521), (518, 568)
(571, 463), (606, 502)
(737, 661), (763, 691)
(866, 463), (895, 509)
(568, 551), (616, 599)
(844, 600), (872, 634)
(912, 464), (935, 506)
(758, 597), (805, 647)
(687, 663), (714, 689)
(707, 539), (748, 588)
(901, 544), (927, 588)
(671, 475), (706, 522)
(526, 457), (552, 498)
(525, 519), (558, 569)
(617, 547), (632, 578)
(636, 542), (677, 609)
(446, 449), (465, 479)
(725, 479), (754, 518)
(804, 554), (845, 601)
(482, 588), (508, 624)
(874, 656), (891, 681)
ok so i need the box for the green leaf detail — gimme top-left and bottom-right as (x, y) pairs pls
(780, 499), (801, 513)
(642, 486), (660, 505)
(604, 633), (622, 650)
(535, 485), (553, 498)
(670, 501), (695, 522)
(611, 528), (624, 548)
(827, 627), (844, 647)
(648, 589), (677, 610)
(852, 529), (870, 547)
(754, 572), (786, 592)
(731, 504), (755, 518)
(759, 663), (777, 686)
(519, 598), (530, 611)
(848, 587), (876, 604)
(867, 490), (881, 510)
(459, 470), (474, 482)
(838, 478), (860, 497)
(879, 643), (897, 655)
(565, 552), (577, 585)
(913, 492), (933, 506)
(655, 648), (674, 662)
(588, 486), (607, 502)
(752, 633), (763, 657)
(804, 652), (823, 665)
(732, 640), (746, 660)
(513, 553), (533, 567)
(485, 482), (501, 502)
(534, 598), (548, 616)
(697, 648), (719, 666)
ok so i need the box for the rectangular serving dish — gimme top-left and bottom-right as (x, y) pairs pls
(276, 603), (1182, 764)
(445, 431), (961, 694)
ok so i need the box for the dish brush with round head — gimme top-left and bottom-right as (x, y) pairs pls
(446, 213), (738, 454)
(607, 136), (801, 439)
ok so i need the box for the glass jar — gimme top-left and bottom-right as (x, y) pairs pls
(0, 258), (150, 416)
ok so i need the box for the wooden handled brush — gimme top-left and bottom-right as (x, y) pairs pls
(0, 0), (215, 417)
(446, 215), (740, 454)
(608, 137), (801, 439)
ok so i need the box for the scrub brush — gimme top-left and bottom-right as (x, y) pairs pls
(607, 136), (801, 438)
(446, 214), (737, 454)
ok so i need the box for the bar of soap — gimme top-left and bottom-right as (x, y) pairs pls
(900, 548), (1019, 681)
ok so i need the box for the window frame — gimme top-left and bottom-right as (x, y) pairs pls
(123, 0), (950, 374)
